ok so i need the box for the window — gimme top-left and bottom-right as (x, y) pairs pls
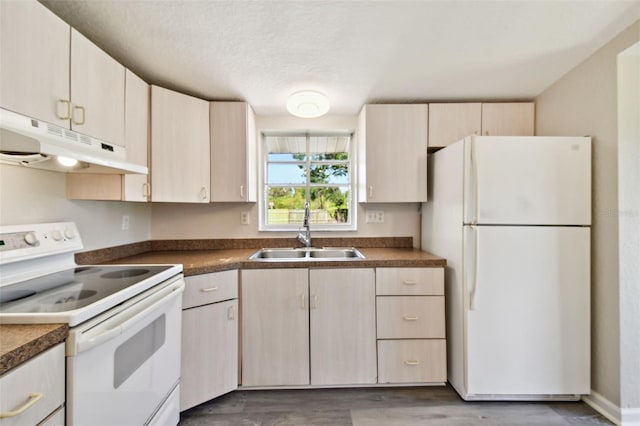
(260, 133), (355, 231)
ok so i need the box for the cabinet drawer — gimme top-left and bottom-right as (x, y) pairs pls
(0, 344), (65, 426)
(378, 339), (446, 383)
(376, 268), (444, 295)
(183, 270), (238, 309)
(376, 296), (445, 338)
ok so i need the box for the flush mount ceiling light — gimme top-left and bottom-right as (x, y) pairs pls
(286, 91), (330, 118)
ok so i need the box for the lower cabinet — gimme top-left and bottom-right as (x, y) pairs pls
(376, 267), (447, 385)
(310, 269), (376, 385)
(0, 343), (65, 426)
(241, 268), (376, 387)
(241, 269), (309, 387)
(180, 271), (238, 411)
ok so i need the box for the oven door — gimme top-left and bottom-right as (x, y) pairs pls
(66, 275), (184, 426)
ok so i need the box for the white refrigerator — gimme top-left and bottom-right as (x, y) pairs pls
(422, 135), (591, 401)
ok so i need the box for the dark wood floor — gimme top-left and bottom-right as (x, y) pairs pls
(179, 386), (613, 425)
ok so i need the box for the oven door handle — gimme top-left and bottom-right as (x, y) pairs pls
(74, 279), (185, 355)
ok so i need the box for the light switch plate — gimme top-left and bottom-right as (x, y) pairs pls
(240, 211), (250, 225)
(365, 210), (384, 223)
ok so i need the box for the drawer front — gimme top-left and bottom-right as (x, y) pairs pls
(183, 270), (238, 309)
(378, 339), (446, 383)
(376, 296), (445, 338)
(0, 344), (64, 426)
(376, 267), (444, 295)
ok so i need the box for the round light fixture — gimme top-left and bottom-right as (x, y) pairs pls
(57, 156), (78, 167)
(286, 91), (330, 118)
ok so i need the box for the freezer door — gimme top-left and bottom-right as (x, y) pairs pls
(464, 225), (590, 397)
(463, 136), (591, 225)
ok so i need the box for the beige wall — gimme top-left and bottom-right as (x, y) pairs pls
(150, 201), (421, 244)
(0, 164), (151, 250)
(617, 44), (640, 416)
(535, 19), (640, 417)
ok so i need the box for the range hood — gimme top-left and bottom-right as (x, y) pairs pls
(0, 108), (147, 174)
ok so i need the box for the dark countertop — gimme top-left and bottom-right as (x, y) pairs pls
(0, 323), (68, 375)
(102, 247), (446, 276)
(2, 238), (445, 375)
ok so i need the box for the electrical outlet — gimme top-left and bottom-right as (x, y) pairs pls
(240, 211), (250, 225)
(365, 210), (384, 223)
(121, 215), (130, 230)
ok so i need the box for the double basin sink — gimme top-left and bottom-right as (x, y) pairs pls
(249, 247), (365, 262)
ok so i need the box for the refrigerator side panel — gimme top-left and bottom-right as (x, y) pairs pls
(465, 226), (590, 397)
(470, 136), (591, 225)
(422, 139), (466, 396)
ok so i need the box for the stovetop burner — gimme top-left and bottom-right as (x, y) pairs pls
(0, 264), (174, 314)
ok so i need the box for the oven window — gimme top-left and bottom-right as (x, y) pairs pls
(114, 314), (166, 388)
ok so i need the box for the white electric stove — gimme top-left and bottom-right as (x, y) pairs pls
(0, 222), (185, 426)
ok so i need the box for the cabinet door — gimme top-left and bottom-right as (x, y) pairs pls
(481, 103), (535, 136)
(180, 299), (238, 411)
(123, 70), (150, 202)
(309, 268), (377, 385)
(428, 103), (481, 148)
(151, 86), (210, 202)
(359, 104), (428, 202)
(210, 102), (256, 202)
(0, 0), (70, 127)
(241, 269), (309, 386)
(0, 343), (65, 426)
(70, 29), (125, 146)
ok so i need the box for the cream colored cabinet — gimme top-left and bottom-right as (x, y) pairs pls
(181, 271), (238, 411)
(122, 70), (150, 202)
(0, 343), (65, 426)
(428, 102), (535, 149)
(0, 0), (70, 127)
(309, 268), (377, 385)
(428, 103), (481, 149)
(481, 102), (535, 137)
(67, 69), (149, 201)
(375, 267), (446, 384)
(70, 29), (125, 146)
(0, 1), (125, 146)
(241, 269), (309, 387)
(358, 104), (428, 202)
(210, 102), (257, 202)
(151, 86), (210, 202)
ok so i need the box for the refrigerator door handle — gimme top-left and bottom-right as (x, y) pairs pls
(463, 137), (479, 225)
(465, 225), (479, 311)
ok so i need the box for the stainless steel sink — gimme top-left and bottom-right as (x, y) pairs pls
(251, 248), (307, 259)
(308, 248), (363, 259)
(249, 247), (365, 261)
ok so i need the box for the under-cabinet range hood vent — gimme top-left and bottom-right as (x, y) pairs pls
(0, 108), (147, 174)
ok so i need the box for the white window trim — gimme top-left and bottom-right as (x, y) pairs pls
(258, 132), (357, 232)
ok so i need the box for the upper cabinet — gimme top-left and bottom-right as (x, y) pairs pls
(151, 86), (210, 203)
(428, 103), (482, 148)
(0, 1), (125, 147)
(66, 70), (149, 201)
(122, 70), (150, 201)
(70, 29), (125, 146)
(480, 102), (535, 137)
(210, 102), (257, 202)
(358, 104), (428, 203)
(1, 0), (70, 127)
(428, 102), (535, 149)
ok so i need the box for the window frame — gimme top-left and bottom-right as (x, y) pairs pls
(258, 131), (356, 232)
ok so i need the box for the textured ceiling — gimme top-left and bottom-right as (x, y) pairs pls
(41, 0), (640, 116)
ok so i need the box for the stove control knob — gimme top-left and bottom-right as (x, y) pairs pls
(64, 228), (76, 240)
(51, 230), (63, 241)
(24, 232), (39, 246)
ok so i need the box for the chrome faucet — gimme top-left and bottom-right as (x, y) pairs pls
(297, 201), (311, 247)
